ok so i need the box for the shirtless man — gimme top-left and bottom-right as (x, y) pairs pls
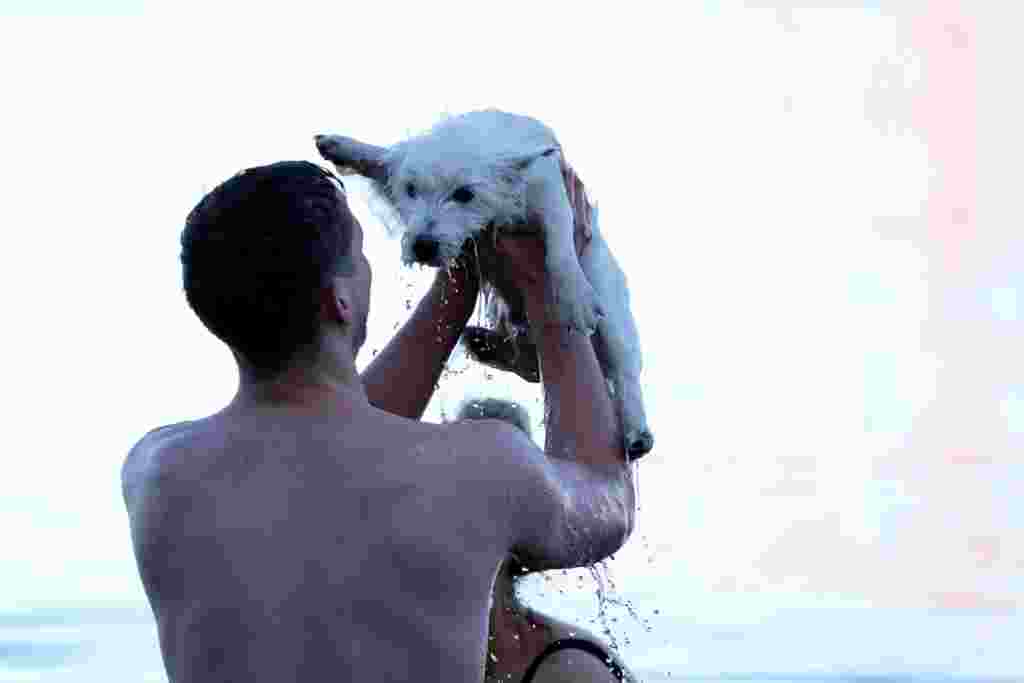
(122, 160), (635, 682)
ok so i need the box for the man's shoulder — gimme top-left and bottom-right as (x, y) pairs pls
(443, 415), (535, 450)
(418, 416), (543, 475)
(120, 420), (198, 508)
(124, 420), (198, 465)
(434, 417), (557, 515)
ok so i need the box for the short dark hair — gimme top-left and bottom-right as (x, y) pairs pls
(181, 161), (355, 378)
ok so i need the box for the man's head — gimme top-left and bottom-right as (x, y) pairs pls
(181, 161), (371, 380)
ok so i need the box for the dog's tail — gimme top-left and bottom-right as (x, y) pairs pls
(454, 397), (532, 437)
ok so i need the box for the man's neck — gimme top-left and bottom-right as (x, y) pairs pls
(233, 356), (367, 409)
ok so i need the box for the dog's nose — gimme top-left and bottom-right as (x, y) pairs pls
(412, 237), (440, 263)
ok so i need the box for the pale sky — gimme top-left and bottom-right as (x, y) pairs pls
(2, 0), (1021, 678)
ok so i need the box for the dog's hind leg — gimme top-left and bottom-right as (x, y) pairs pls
(524, 152), (603, 335)
(580, 212), (654, 458)
(462, 327), (540, 383)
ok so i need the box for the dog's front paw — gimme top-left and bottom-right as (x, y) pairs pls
(550, 269), (604, 335)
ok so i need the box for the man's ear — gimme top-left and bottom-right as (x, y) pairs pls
(323, 280), (355, 327)
(314, 134), (391, 185)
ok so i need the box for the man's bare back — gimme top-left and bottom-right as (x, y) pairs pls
(123, 397), (536, 680)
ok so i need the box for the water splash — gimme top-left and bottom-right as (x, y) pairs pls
(581, 465), (650, 659)
(586, 560), (653, 655)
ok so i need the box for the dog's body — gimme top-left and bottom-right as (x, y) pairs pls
(316, 110), (652, 457)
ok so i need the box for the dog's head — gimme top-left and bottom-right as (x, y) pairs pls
(315, 119), (555, 268)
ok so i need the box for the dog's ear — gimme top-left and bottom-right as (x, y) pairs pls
(503, 146), (559, 172)
(314, 134), (390, 185)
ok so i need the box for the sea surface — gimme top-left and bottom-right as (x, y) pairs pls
(0, 606), (1019, 682)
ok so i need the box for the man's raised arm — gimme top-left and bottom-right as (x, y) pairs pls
(486, 227), (636, 572)
(360, 258), (479, 419)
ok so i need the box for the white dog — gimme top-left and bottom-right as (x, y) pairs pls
(315, 109), (653, 457)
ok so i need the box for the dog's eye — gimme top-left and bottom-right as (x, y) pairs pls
(406, 182), (417, 199)
(452, 187), (475, 203)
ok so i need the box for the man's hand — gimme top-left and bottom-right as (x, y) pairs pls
(491, 229), (548, 295)
(490, 189), (594, 309)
